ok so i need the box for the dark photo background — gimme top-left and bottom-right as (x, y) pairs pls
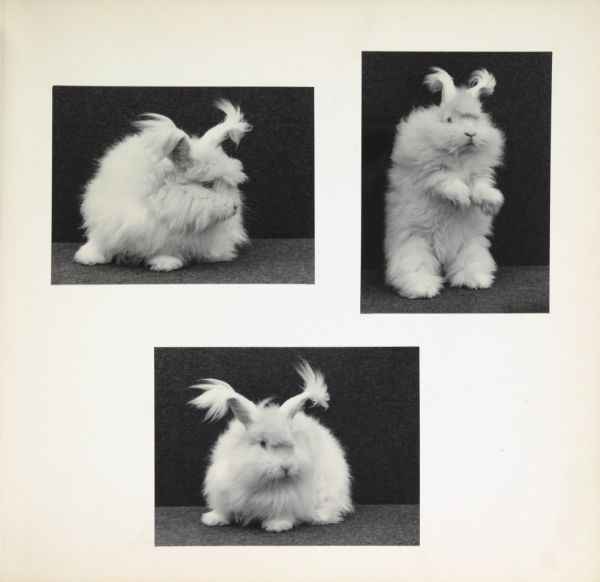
(52, 86), (314, 243)
(362, 52), (551, 272)
(155, 347), (419, 508)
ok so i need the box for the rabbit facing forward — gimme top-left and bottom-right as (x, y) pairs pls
(385, 68), (505, 299)
(74, 100), (252, 271)
(188, 361), (353, 533)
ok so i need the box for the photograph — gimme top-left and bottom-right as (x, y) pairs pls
(154, 347), (420, 546)
(361, 52), (551, 313)
(51, 86), (314, 284)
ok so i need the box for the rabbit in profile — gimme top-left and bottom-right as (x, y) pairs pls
(74, 100), (251, 271)
(188, 360), (353, 532)
(385, 68), (505, 298)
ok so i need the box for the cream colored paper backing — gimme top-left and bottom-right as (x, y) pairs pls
(1, 0), (599, 581)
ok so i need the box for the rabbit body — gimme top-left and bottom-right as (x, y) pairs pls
(385, 68), (505, 298)
(189, 362), (353, 532)
(74, 101), (251, 271)
(203, 411), (352, 532)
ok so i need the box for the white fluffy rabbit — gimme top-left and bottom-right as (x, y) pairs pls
(385, 68), (505, 298)
(74, 100), (252, 271)
(188, 360), (353, 532)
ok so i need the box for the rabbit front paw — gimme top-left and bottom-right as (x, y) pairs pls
(392, 272), (444, 299)
(201, 510), (230, 527)
(147, 255), (184, 271)
(311, 509), (344, 525)
(472, 185), (504, 216)
(262, 518), (294, 532)
(74, 241), (112, 265)
(449, 268), (495, 289)
(439, 179), (471, 207)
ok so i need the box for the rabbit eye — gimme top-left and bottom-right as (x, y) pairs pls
(259, 440), (267, 449)
(446, 117), (452, 123)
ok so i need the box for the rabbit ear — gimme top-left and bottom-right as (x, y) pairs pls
(133, 113), (192, 166)
(189, 379), (257, 428)
(279, 360), (330, 419)
(169, 136), (193, 169)
(466, 69), (496, 99)
(197, 99), (252, 149)
(424, 67), (457, 103)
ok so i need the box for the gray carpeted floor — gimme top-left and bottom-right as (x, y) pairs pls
(155, 505), (419, 546)
(51, 239), (314, 285)
(361, 265), (549, 313)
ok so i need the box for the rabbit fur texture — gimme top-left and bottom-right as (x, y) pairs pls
(385, 67), (505, 298)
(74, 100), (251, 271)
(189, 360), (353, 533)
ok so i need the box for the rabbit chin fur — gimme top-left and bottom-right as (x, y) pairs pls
(385, 69), (505, 299)
(203, 409), (352, 532)
(74, 102), (250, 271)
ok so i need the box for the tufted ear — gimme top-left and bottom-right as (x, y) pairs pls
(424, 67), (457, 103)
(198, 99), (252, 149)
(279, 360), (330, 419)
(466, 69), (496, 99)
(133, 113), (192, 167)
(189, 379), (257, 428)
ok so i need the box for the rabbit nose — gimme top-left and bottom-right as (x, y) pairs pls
(465, 132), (476, 138)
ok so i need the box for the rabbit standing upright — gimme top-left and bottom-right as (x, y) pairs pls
(189, 360), (353, 532)
(385, 68), (505, 298)
(74, 100), (252, 271)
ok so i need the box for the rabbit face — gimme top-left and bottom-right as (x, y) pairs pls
(246, 405), (309, 483)
(403, 67), (504, 161)
(164, 146), (247, 189)
(434, 92), (503, 156)
(188, 144), (247, 187)
(230, 405), (313, 485)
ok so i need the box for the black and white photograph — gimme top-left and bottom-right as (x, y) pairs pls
(155, 347), (419, 546)
(3, 1), (600, 581)
(51, 86), (314, 284)
(361, 52), (551, 313)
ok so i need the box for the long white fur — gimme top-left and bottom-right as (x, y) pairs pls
(189, 361), (352, 532)
(279, 359), (330, 418)
(73, 100), (251, 271)
(131, 113), (188, 162)
(384, 67), (505, 299)
(188, 379), (254, 422)
(467, 69), (496, 98)
(424, 66), (457, 103)
(199, 99), (252, 148)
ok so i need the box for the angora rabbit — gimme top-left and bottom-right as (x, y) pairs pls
(188, 360), (353, 532)
(74, 100), (251, 271)
(385, 68), (505, 298)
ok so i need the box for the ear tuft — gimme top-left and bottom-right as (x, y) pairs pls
(423, 67), (457, 103)
(467, 69), (496, 98)
(188, 379), (237, 422)
(295, 359), (329, 409)
(279, 360), (330, 419)
(198, 99), (252, 149)
(132, 113), (177, 131)
(189, 379), (257, 427)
